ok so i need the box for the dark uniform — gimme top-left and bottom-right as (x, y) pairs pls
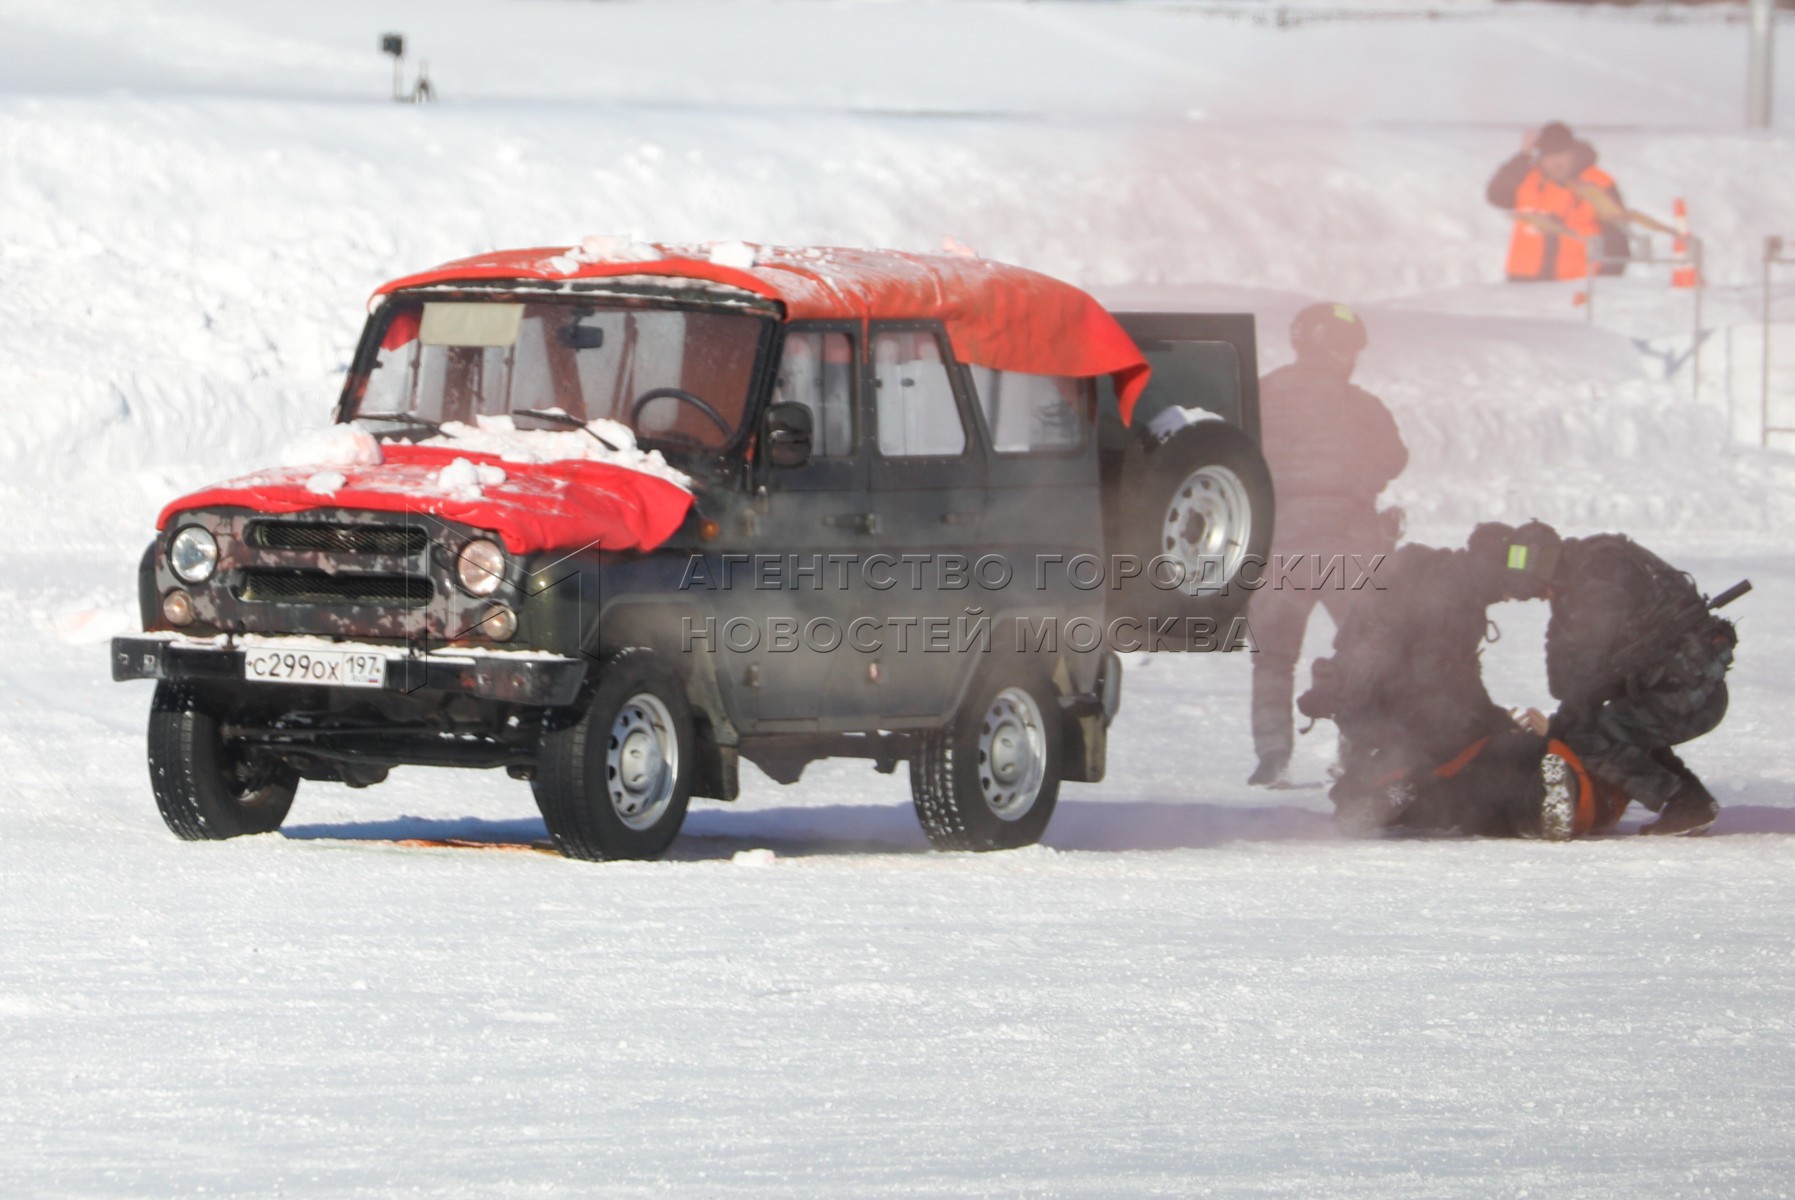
(1250, 304), (1408, 785)
(1300, 535), (1533, 835)
(1546, 535), (1735, 835)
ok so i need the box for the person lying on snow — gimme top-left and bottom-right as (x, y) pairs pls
(1298, 522), (1742, 838)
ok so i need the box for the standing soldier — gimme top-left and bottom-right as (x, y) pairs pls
(1543, 532), (1743, 836)
(1249, 303), (1407, 787)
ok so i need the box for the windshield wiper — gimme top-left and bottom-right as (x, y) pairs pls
(512, 408), (623, 452)
(355, 411), (442, 433)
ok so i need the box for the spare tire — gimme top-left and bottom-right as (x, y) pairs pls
(1103, 422), (1275, 650)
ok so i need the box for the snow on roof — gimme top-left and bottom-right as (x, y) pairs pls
(374, 242), (1152, 421)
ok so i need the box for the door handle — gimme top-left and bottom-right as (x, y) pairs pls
(823, 512), (879, 534)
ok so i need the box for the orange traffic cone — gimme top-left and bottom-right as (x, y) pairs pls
(1670, 198), (1701, 289)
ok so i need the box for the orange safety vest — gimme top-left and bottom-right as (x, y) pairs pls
(1505, 166), (1613, 282)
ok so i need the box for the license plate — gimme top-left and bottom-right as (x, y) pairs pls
(243, 646), (387, 688)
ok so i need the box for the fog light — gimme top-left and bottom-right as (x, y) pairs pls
(482, 604), (517, 641)
(162, 590), (196, 627)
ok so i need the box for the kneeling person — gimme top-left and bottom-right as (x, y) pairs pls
(1543, 532), (1744, 837)
(1300, 521), (1568, 837)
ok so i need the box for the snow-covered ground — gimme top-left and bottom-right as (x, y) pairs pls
(3, 2), (1794, 1196)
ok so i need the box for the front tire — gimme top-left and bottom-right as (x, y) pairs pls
(533, 650), (694, 861)
(911, 666), (1061, 851)
(147, 682), (298, 840)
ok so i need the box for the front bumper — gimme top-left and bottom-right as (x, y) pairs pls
(110, 635), (587, 707)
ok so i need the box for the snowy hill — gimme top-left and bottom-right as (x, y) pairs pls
(5, 0), (1795, 565)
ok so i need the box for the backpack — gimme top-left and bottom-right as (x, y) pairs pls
(1548, 535), (1700, 703)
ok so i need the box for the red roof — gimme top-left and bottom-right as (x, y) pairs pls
(374, 244), (1150, 422)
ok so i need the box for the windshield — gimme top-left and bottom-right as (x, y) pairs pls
(351, 298), (770, 451)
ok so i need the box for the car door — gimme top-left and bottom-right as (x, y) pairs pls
(967, 362), (1106, 679)
(1095, 312), (1276, 642)
(842, 323), (989, 723)
(1098, 312), (1261, 443)
(709, 323), (873, 731)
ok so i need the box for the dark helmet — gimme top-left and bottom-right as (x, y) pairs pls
(1290, 302), (1368, 366)
(1468, 519), (1563, 598)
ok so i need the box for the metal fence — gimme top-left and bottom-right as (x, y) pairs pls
(1582, 234), (1705, 400)
(1760, 236), (1795, 448)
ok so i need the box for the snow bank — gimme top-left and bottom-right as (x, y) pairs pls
(0, 1), (1787, 556)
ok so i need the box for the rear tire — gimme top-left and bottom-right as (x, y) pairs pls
(1106, 423), (1275, 646)
(911, 666), (1061, 851)
(533, 650), (694, 861)
(147, 682), (297, 840)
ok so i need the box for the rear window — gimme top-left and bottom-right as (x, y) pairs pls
(968, 367), (1087, 453)
(1097, 339), (1244, 449)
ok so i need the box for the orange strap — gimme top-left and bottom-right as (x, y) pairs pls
(1431, 737), (1491, 780)
(1368, 735), (1492, 789)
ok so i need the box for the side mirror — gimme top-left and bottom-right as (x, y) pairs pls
(762, 401), (814, 469)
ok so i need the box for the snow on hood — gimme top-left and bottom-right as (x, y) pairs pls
(415, 414), (691, 488)
(278, 423), (384, 470)
(159, 420), (696, 556)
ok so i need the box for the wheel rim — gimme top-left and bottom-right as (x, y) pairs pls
(1161, 463), (1252, 595)
(977, 687), (1047, 822)
(606, 693), (678, 831)
(215, 721), (290, 810)
(225, 753), (288, 808)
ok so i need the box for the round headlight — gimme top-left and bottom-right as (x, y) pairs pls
(457, 538), (506, 596)
(169, 526), (218, 584)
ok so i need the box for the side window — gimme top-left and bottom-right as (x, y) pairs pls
(772, 330), (856, 457)
(968, 366), (1087, 453)
(1132, 339), (1243, 428)
(872, 330), (966, 458)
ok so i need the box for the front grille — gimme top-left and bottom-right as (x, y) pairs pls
(250, 521), (429, 556)
(237, 570), (433, 608)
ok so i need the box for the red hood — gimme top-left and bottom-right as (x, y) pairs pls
(157, 443), (694, 556)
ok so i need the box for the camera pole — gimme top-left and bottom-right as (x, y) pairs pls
(380, 33), (406, 103)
